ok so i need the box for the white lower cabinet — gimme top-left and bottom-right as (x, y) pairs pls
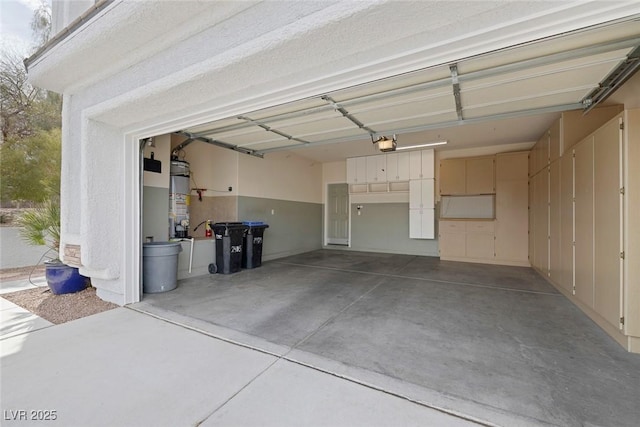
(410, 208), (435, 239)
(409, 178), (435, 239)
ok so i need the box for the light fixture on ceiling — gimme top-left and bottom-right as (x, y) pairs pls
(145, 137), (156, 148)
(372, 135), (397, 152)
(396, 140), (448, 150)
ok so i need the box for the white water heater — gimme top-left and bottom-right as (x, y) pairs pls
(169, 160), (190, 238)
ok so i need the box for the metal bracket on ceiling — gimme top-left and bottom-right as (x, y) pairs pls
(174, 131), (263, 158)
(450, 64), (463, 121)
(321, 95), (376, 137)
(171, 136), (195, 153)
(237, 115), (310, 144)
(253, 102), (583, 156)
(582, 45), (640, 114)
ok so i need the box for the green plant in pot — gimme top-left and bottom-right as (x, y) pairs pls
(18, 201), (88, 295)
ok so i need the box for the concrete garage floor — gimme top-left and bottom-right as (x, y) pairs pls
(135, 250), (640, 427)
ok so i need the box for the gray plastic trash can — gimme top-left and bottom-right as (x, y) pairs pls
(142, 242), (183, 293)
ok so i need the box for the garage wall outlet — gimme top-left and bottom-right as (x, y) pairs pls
(228, 186), (232, 192)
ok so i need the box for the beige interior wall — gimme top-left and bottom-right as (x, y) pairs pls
(238, 151), (322, 203)
(322, 161), (347, 200)
(170, 137), (241, 231)
(174, 137), (239, 196)
(606, 71), (640, 109)
(562, 105), (624, 153)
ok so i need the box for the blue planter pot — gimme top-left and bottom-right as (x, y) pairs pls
(45, 262), (88, 295)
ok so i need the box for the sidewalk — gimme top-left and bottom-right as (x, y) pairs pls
(0, 277), (53, 339)
(0, 306), (479, 426)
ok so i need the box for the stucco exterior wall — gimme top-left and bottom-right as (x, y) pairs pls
(32, 1), (640, 304)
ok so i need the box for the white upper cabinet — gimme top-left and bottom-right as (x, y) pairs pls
(409, 149), (435, 179)
(366, 155), (387, 182)
(386, 152), (410, 181)
(346, 157), (367, 184)
(347, 149), (433, 188)
(409, 179), (435, 209)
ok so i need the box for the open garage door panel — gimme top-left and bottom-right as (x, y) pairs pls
(180, 19), (639, 156)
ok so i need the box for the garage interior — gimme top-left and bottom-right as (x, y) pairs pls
(136, 18), (640, 426)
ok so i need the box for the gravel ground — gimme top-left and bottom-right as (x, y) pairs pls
(2, 273), (118, 324)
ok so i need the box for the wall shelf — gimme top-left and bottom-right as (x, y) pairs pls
(349, 182), (410, 194)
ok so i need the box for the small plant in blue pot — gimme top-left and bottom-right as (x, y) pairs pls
(18, 201), (88, 295)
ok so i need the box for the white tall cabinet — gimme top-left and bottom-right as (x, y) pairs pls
(408, 150), (435, 239)
(409, 149), (435, 180)
(409, 179), (435, 238)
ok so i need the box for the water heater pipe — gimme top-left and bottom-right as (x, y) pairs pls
(188, 238), (194, 274)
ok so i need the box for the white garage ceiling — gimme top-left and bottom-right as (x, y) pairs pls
(178, 18), (640, 161)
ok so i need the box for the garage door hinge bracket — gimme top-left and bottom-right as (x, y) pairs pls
(620, 122), (624, 131)
(620, 317), (625, 325)
(620, 187), (625, 195)
(449, 64), (464, 121)
(321, 95), (375, 135)
(620, 251), (625, 259)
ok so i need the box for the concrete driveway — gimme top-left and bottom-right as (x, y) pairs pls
(1, 307), (475, 427)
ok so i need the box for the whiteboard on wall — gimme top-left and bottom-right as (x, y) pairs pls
(440, 195), (495, 219)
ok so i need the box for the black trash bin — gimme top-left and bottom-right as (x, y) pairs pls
(210, 222), (248, 274)
(242, 222), (269, 269)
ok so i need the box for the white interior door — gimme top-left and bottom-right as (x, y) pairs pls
(327, 183), (349, 245)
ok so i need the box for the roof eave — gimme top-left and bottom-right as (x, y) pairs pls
(23, 0), (115, 73)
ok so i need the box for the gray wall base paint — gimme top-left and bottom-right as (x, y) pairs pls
(336, 203), (439, 257)
(143, 186), (169, 242)
(237, 196), (322, 261)
(176, 239), (215, 280)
